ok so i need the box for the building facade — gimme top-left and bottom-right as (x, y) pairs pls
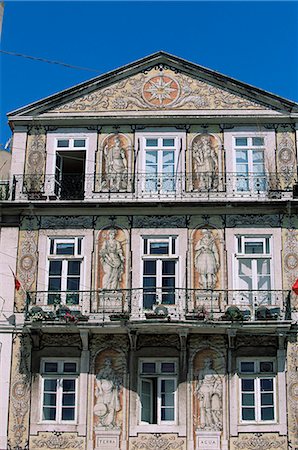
(1, 52), (298, 450)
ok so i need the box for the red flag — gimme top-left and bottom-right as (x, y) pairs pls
(9, 267), (21, 291)
(292, 279), (298, 295)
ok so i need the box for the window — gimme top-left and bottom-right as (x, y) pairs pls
(139, 359), (177, 424)
(48, 237), (83, 305)
(239, 359), (276, 423)
(142, 136), (180, 193)
(142, 236), (178, 308)
(234, 136), (266, 192)
(41, 359), (78, 423)
(235, 235), (272, 304)
(54, 138), (87, 199)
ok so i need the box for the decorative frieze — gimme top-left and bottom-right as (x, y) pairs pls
(231, 433), (286, 449)
(130, 434), (185, 450)
(282, 228), (298, 309)
(40, 216), (93, 229)
(276, 131), (297, 188)
(287, 340), (298, 448)
(137, 334), (180, 350)
(24, 127), (46, 193)
(15, 229), (39, 312)
(235, 335), (278, 349)
(30, 432), (84, 449)
(7, 334), (31, 450)
(226, 214), (280, 228)
(40, 333), (82, 349)
(53, 68), (263, 113)
(134, 215), (187, 228)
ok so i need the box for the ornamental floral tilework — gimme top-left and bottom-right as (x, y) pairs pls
(51, 68), (264, 113)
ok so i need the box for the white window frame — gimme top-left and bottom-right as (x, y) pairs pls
(55, 137), (88, 150)
(40, 358), (79, 425)
(141, 235), (179, 308)
(233, 135), (267, 192)
(47, 237), (84, 305)
(238, 358), (277, 425)
(234, 234), (273, 292)
(138, 358), (178, 426)
(136, 132), (185, 195)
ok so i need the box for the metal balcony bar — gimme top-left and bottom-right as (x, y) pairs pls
(26, 289), (292, 322)
(9, 172), (298, 201)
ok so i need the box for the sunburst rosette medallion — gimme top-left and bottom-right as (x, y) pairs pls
(142, 74), (180, 107)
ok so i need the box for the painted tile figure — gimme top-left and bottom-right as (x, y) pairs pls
(195, 230), (219, 289)
(104, 136), (128, 190)
(94, 358), (121, 428)
(192, 134), (218, 190)
(99, 229), (125, 290)
(196, 358), (222, 430)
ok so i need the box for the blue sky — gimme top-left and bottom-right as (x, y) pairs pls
(1, 1), (298, 145)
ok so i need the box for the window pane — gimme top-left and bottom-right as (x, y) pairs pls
(49, 260), (62, 275)
(240, 362), (255, 373)
(64, 362), (77, 373)
(261, 407), (274, 420)
(162, 277), (175, 288)
(242, 393), (255, 406)
(43, 407), (56, 420)
(261, 393), (273, 406)
(74, 139), (86, 147)
(163, 139), (175, 147)
(141, 380), (153, 423)
(161, 408), (174, 421)
(244, 242), (264, 254)
(43, 393), (56, 406)
(67, 261), (81, 275)
(162, 261), (176, 275)
(252, 137), (264, 146)
(67, 278), (80, 291)
(63, 379), (75, 391)
(48, 278), (61, 291)
(236, 150), (248, 163)
(143, 277), (156, 288)
(260, 379), (273, 391)
(163, 151), (175, 165)
(57, 139), (69, 148)
(44, 379), (57, 391)
(62, 408), (75, 421)
(242, 408), (255, 420)
(150, 242), (169, 255)
(63, 393), (75, 406)
(144, 260), (156, 275)
(161, 363), (175, 373)
(44, 362), (58, 373)
(235, 138), (248, 146)
(242, 379), (254, 391)
(56, 242), (75, 255)
(260, 362), (274, 373)
(142, 362), (156, 373)
(146, 139), (158, 147)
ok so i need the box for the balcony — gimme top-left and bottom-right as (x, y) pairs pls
(8, 172), (298, 202)
(25, 289), (292, 325)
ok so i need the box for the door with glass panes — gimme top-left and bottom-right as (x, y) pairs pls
(143, 137), (177, 193)
(236, 236), (272, 305)
(142, 237), (177, 309)
(235, 137), (266, 192)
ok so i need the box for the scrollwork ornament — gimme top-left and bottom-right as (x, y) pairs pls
(137, 334), (180, 350)
(90, 335), (129, 359)
(134, 215), (186, 228)
(131, 434), (185, 450)
(31, 432), (84, 449)
(40, 216), (93, 229)
(232, 434), (286, 449)
(226, 214), (280, 228)
(40, 333), (82, 348)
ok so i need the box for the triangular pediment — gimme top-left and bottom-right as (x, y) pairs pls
(49, 68), (265, 113)
(8, 52), (298, 118)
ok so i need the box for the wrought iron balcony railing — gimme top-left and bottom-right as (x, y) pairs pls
(8, 171), (298, 201)
(25, 288), (292, 323)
